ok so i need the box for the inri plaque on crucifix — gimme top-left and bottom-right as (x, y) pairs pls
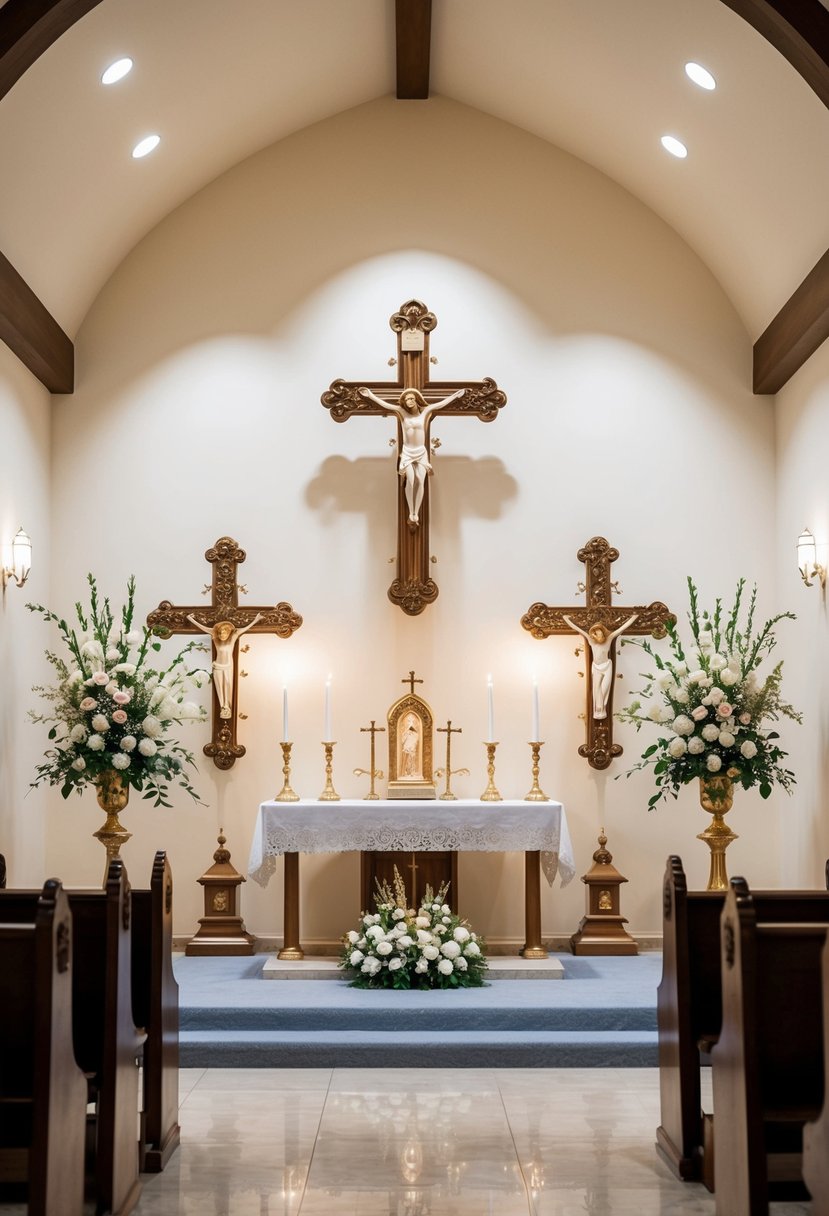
(147, 537), (302, 770)
(521, 537), (675, 770)
(321, 300), (506, 616)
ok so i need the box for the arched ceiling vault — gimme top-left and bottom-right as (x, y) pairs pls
(1, 0), (828, 396)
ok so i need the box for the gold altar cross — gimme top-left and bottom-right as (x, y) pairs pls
(355, 720), (386, 800)
(321, 299), (506, 616)
(436, 720), (468, 801)
(520, 536), (675, 770)
(146, 536), (303, 771)
(402, 670), (423, 696)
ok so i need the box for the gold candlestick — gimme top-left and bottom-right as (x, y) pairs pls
(480, 741), (502, 802)
(275, 741), (300, 802)
(354, 720), (385, 800)
(524, 741), (549, 802)
(318, 741), (341, 801)
(437, 720), (468, 800)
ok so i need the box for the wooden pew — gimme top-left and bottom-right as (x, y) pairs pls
(803, 934), (829, 1215)
(0, 860), (144, 1216)
(656, 855), (829, 1184)
(131, 851), (180, 1172)
(712, 877), (827, 1216)
(0, 878), (88, 1216)
(0, 852), (6, 887)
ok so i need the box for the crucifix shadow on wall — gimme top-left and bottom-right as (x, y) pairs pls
(306, 451), (517, 595)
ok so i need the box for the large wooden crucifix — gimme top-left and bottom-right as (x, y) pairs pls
(520, 536), (675, 770)
(321, 299), (507, 616)
(146, 536), (303, 771)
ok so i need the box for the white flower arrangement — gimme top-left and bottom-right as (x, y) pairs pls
(28, 574), (210, 807)
(617, 577), (801, 808)
(340, 867), (487, 990)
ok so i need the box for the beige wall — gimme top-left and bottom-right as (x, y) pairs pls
(774, 338), (829, 889)
(35, 96), (787, 945)
(0, 341), (51, 884)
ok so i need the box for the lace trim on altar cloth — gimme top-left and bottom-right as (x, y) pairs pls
(247, 804), (576, 890)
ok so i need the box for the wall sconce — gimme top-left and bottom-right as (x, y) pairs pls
(796, 527), (826, 589)
(2, 527), (32, 591)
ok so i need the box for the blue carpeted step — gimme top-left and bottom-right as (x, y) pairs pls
(180, 1028), (658, 1069)
(180, 1004), (656, 1032)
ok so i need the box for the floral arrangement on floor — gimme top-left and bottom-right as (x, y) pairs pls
(27, 574), (210, 806)
(617, 577), (801, 808)
(340, 868), (488, 989)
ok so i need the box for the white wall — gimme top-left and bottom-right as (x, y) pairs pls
(0, 341), (51, 884)
(774, 339), (829, 888)
(39, 95), (785, 945)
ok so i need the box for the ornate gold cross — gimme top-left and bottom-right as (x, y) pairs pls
(402, 670), (423, 696)
(321, 299), (506, 616)
(146, 536), (302, 770)
(521, 536), (675, 770)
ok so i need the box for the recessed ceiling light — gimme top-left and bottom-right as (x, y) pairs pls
(685, 61), (716, 91)
(101, 57), (133, 85)
(661, 135), (688, 159)
(132, 134), (160, 159)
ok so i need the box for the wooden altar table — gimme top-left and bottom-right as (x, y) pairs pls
(247, 799), (575, 960)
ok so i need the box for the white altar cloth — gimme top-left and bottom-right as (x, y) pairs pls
(247, 798), (576, 889)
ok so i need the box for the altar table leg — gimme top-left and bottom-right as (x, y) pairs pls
(277, 852), (304, 960)
(522, 850), (548, 959)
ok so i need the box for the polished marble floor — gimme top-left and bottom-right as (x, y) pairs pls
(124, 1067), (810, 1216)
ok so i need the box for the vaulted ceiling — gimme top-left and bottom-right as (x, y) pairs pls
(1, 0), (828, 395)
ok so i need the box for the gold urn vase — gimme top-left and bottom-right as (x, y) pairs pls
(92, 769), (132, 882)
(696, 774), (739, 891)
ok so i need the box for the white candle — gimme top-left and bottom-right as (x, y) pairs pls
(532, 679), (540, 741)
(324, 674), (332, 740)
(282, 685), (289, 743)
(487, 674), (495, 742)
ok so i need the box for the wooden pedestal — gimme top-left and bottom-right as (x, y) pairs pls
(186, 832), (255, 956)
(569, 829), (638, 956)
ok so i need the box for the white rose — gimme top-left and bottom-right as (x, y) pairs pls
(113, 663), (136, 676)
(158, 699), (179, 720)
(392, 908), (406, 921)
(119, 735), (137, 752)
(71, 756), (86, 771)
(453, 927), (470, 943)
(416, 930), (432, 945)
(422, 945), (440, 961)
(388, 958), (403, 971)
(415, 958), (429, 973)
(376, 941), (393, 956)
(142, 715), (162, 738)
(672, 715), (694, 737)
(434, 924), (447, 936)
(138, 738), (158, 757)
(710, 654), (727, 671)
(441, 904), (451, 915)
(440, 940), (461, 959)
(361, 957), (380, 974)
(87, 734), (105, 751)
(111, 753), (130, 770)
(415, 916), (430, 929)
(674, 687), (690, 704)
(349, 949), (364, 966)
(69, 724), (87, 743)
(437, 958), (454, 975)
(656, 672), (674, 690)
(687, 737), (705, 755)
(718, 731), (736, 748)
(667, 738), (687, 758)
(706, 754), (722, 772)
(91, 714), (109, 733)
(687, 670), (706, 685)
(702, 724), (720, 742)
(740, 740), (758, 759)
(674, 663), (688, 677)
(464, 942), (481, 957)
(398, 935), (414, 949)
(125, 631), (142, 645)
(366, 925), (384, 941)
(346, 930), (359, 944)
(106, 648), (120, 662)
(455, 956), (468, 971)
(720, 669), (738, 687)
(707, 687), (725, 705)
(105, 681), (118, 696)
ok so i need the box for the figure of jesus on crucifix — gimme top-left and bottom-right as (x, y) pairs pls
(562, 614), (638, 719)
(358, 386), (465, 527)
(187, 613), (263, 719)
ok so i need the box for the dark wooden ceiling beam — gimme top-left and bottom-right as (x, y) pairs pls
(753, 247), (829, 394)
(396, 0), (432, 99)
(719, 0), (829, 110)
(719, 1), (829, 391)
(0, 0), (95, 390)
(0, 0), (104, 103)
(0, 251), (73, 393)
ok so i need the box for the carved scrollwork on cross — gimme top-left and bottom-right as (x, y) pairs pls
(389, 299), (437, 335)
(388, 575), (439, 616)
